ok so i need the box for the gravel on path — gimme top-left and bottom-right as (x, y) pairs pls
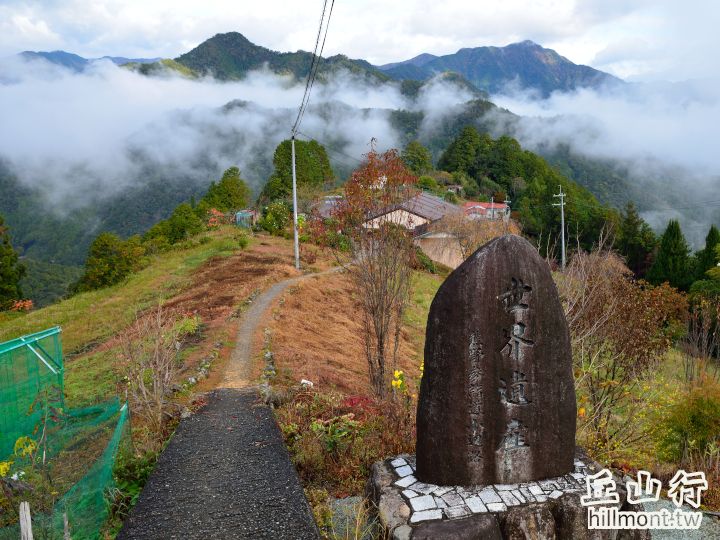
(117, 388), (319, 539)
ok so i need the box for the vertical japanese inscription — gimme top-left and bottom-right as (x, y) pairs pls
(498, 278), (534, 449)
(467, 332), (484, 463)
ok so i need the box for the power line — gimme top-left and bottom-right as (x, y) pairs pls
(291, 0), (335, 136)
(289, 1), (337, 271)
(291, 0), (327, 136)
(298, 0), (335, 131)
(296, 130), (365, 165)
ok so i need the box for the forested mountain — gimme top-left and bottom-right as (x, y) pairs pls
(174, 32), (389, 82)
(17, 34), (620, 98)
(378, 40), (622, 96)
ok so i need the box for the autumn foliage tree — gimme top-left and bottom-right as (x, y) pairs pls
(329, 145), (417, 398)
(557, 241), (687, 458)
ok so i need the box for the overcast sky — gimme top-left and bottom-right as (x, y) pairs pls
(1, 0), (717, 82)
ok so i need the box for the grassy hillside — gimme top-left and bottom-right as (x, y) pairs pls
(0, 227), (297, 407)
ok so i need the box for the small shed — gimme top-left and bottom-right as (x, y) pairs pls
(235, 209), (258, 228)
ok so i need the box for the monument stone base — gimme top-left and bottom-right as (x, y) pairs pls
(367, 451), (650, 540)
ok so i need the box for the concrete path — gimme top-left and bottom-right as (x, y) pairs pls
(118, 270), (339, 539)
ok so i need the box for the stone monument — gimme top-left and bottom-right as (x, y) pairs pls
(367, 235), (651, 539)
(416, 234), (576, 486)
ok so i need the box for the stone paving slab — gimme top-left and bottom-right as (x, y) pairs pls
(389, 454), (588, 522)
(118, 388), (319, 540)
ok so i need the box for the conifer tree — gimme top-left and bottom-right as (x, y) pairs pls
(647, 220), (691, 290)
(201, 166), (251, 212)
(0, 214), (25, 309)
(695, 224), (720, 280)
(616, 201), (657, 277)
(437, 126), (482, 174)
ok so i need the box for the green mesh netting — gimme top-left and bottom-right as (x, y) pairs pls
(0, 327), (64, 458)
(0, 328), (129, 540)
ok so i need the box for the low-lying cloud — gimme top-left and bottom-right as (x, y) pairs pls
(0, 55), (472, 210)
(489, 79), (720, 245)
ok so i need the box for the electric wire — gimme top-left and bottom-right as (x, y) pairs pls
(292, 0), (335, 136)
(291, 0), (327, 135)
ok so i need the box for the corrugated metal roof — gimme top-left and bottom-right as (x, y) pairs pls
(401, 192), (461, 221)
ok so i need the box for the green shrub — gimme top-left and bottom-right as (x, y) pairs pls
(444, 191), (459, 203)
(259, 201), (291, 235)
(215, 238), (238, 253)
(417, 175), (438, 191)
(174, 314), (202, 337)
(235, 231), (249, 250)
(142, 235), (171, 255)
(660, 382), (720, 462)
(413, 247), (437, 274)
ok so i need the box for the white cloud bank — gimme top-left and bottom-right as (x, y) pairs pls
(0, 56), (471, 206)
(490, 80), (720, 244)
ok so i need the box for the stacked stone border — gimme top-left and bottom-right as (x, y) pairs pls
(367, 450), (650, 540)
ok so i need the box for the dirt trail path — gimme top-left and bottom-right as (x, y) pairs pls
(222, 267), (342, 388)
(118, 267), (340, 539)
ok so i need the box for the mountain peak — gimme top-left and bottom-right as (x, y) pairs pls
(204, 32), (255, 46)
(513, 39), (541, 48)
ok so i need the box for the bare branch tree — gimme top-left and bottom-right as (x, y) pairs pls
(556, 241), (687, 459)
(428, 212), (521, 263)
(121, 304), (182, 440)
(681, 297), (720, 385)
(328, 146), (417, 398)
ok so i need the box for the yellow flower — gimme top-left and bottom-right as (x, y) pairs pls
(578, 407), (586, 418)
(394, 370), (403, 379)
(0, 460), (12, 477)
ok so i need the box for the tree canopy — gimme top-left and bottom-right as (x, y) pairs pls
(144, 203), (204, 245)
(0, 214), (25, 309)
(260, 139), (333, 202)
(647, 220), (692, 290)
(616, 202), (657, 277)
(437, 126), (615, 251)
(199, 166), (251, 212)
(695, 224), (720, 280)
(401, 140), (433, 175)
(75, 233), (145, 292)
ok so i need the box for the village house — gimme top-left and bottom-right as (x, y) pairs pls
(463, 200), (509, 220)
(364, 191), (461, 232)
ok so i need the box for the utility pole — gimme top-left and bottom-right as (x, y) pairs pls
(553, 185), (566, 270)
(503, 197), (511, 233)
(291, 136), (300, 270)
(490, 196), (494, 220)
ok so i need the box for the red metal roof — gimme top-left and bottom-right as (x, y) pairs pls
(463, 201), (508, 211)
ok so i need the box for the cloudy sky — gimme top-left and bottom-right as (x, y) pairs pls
(1, 0), (717, 82)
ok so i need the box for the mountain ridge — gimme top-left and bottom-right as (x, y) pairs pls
(16, 32), (621, 98)
(18, 50), (162, 71)
(377, 39), (622, 96)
